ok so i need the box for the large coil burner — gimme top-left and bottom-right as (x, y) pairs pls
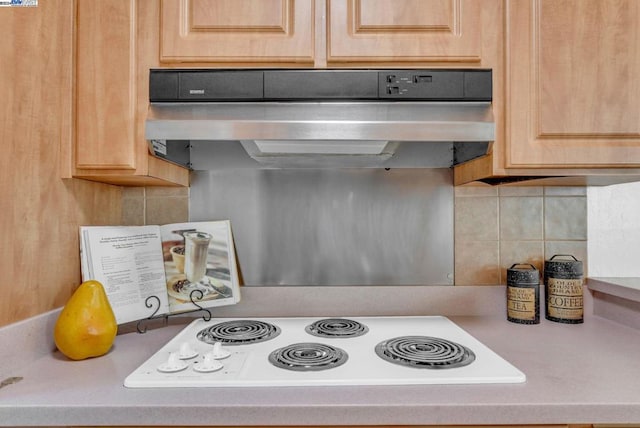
(305, 318), (369, 338)
(375, 336), (476, 369)
(197, 319), (281, 345)
(268, 343), (348, 372)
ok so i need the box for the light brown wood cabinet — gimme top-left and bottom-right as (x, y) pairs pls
(455, 0), (640, 185)
(75, 0), (640, 187)
(506, 0), (640, 168)
(73, 0), (498, 187)
(160, 0), (498, 67)
(72, 0), (189, 186)
(160, 0), (315, 64)
(327, 0), (484, 64)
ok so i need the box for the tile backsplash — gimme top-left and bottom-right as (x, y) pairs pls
(122, 186), (189, 226)
(455, 186), (587, 285)
(122, 185), (587, 286)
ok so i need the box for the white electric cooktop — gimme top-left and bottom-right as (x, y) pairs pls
(124, 316), (526, 388)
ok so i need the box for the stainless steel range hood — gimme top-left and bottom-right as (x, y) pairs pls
(145, 69), (494, 169)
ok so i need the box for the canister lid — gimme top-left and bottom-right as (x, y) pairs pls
(544, 254), (583, 276)
(507, 263), (539, 284)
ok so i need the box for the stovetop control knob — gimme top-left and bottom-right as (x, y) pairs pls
(178, 342), (198, 359)
(193, 352), (224, 373)
(210, 341), (231, 359)
(157, 352), (189, 373)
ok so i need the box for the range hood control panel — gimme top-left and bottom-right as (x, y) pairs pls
(380, 70), (489, 100)
(150, 69), (492, 102)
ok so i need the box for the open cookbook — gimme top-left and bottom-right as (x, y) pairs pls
(79, 220), (240, 324)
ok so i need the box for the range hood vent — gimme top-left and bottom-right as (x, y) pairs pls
(145, 69), (494, 169)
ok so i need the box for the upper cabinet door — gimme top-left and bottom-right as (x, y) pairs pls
(507, 0), (640, 167)
(76, 0), (136, 171)
(161, 0), (315, 64)
(328, 0), (484, 63)
(74, 0), (188, 186)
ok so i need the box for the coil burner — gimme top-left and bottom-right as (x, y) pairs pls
(305, 318), (369, 338)
(375, 336), (476, 369)
(268, 343), (349, 372)
(197, 320), (281, 345)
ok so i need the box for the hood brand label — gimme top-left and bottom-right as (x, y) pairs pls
(189, 89), (205, 95)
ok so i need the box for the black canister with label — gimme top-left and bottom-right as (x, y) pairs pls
(506, 263), (540, 324)
(544, 254), (584, 324)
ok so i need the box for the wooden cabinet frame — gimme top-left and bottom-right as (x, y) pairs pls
(71, 0), (189, 186)
(71, 0), (640, 187)
(327, 0), (484, 63)
(160, 0), (316, 64)
(455, 0), (640, 186)
(506, 0), (640, 168)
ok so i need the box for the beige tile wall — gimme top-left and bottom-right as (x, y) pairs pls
(455, 186), (587, 285)
(122, 185), (588, 286)
(122, 187), (189, 226)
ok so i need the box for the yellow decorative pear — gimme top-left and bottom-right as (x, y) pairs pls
(54, 280), (117, 361)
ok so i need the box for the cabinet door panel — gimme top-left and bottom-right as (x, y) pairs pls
(538, 0), (639, 136)
(75, 0), (189, 186)
(190, 0), (286, 29)
(507, 0), (640, 167)
(76, 0), (136, 170)
(328, 0), (483, 62)
(358, 0), (453, 29)
(161, 0), (314, 63)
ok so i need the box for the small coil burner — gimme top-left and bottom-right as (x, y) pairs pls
(375, 336), (476, 369)
(268, 343), (349, 371)
(305, 318), (369, 338)
(197, 320), (281, 345)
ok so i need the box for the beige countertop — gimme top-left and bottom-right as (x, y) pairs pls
(1, 285), (640, 426)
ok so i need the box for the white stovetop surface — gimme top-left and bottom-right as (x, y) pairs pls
(124, 315), (525, 388)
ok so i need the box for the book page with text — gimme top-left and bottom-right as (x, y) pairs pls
(80, 225), (169, 324)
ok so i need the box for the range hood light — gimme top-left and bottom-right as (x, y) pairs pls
(238, 140), (400, 167)
(252, 140), (389, 155)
